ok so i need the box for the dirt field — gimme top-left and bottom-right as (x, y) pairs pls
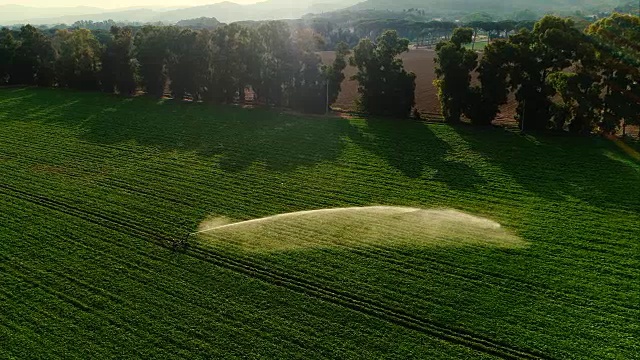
(321, 49), (517, 123)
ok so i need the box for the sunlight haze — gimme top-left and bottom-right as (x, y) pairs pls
(0, 0), (261, 8)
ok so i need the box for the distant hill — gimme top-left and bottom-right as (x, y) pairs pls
(1, 8), (159, 26)
(152, 0), (362, 23)
(0, 0), (622, 26)
(0, 5), (107, 24)
(347, 0), (619, 16)
(0, 0), (363, 26)
(175, 17), (224, 29)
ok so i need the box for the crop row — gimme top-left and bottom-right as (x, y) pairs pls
(0, 184), (545, 359)
(194, 233), (635, 358)
(3, 145), (637, 327)
(0, 127), (637, 275)
(1, 198), (403, 359)
(1, 125), (638, 321)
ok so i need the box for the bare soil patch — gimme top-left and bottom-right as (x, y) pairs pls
(321, 49), (519, 123)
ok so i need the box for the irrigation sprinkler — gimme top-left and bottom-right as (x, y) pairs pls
(172, 227), (217, 252)
(169, 233), (192, 252)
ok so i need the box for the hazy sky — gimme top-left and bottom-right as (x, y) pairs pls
(0, 0), (260, 8)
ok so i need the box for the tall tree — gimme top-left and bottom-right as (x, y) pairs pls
(0, 28), (17, 85)
(166, 28), (199, 100)
(212, 24), (259, 103)
(54, 28), (102, 90)
(324, 41), (350, 110)
(289, 28), (328, 114)
(433, 27), (477, 123)
(188, 29), (219, 101)
(237, 27), (264, 104)
(257, 21), (296, 106)
(466, 39), (515, 125)
(466, 21), (492, 49)
(12, 25), (56, 86)
(586, 13), (640, 134)
(508, 16), (585, 130)
(101, 26), (137, 96)
(546, 68), (602, 133)
(135, 26), (170, 98)
(544, 29), (601, 133)
(350, 30), (416, 118)
(494, 20), (517, 40)
(193, 28), (219, 103)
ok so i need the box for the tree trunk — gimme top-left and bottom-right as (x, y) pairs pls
(471, 29), (477, 50)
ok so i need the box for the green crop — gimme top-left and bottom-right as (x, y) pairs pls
(0, 87), (638, 359)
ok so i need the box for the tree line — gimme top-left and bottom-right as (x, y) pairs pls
(434, 13), (640, 134)
(2, 13), (637, 133)
(0, 21), (419, 117)
(307, 16), (537, 50)
(0, 22), (354, 114)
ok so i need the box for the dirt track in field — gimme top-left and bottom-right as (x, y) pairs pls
(321, 49), (518, 123)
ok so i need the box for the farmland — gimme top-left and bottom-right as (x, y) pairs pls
(320, 49), (518, 121)
(1, 87), (639, 358)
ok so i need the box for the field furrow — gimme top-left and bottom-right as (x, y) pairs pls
(1, 88), (638, 359)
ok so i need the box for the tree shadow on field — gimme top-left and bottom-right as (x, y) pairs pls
(0, 88), (351, 172)
(0, 87), (83, 123)
(85, 99), (353, 172)
(346, 118), (485, 190)
(455, 126), (640, 211)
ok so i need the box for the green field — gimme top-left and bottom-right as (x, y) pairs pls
(464, 40), (489, 50)
(1, 87), (638, 359)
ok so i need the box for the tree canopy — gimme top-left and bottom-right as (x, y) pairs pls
(350, 30), (416, 118)
(2, 13), (639, 130)
(432, 13), (640, 133)
(434, 27), (478, 123)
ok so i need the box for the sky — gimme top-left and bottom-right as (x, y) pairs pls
(0, 0), (260, 8)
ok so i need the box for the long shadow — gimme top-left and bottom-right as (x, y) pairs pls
(456, 126), (640, 211)
(0, 88), (351, 172)
(346, 117), (486, 190)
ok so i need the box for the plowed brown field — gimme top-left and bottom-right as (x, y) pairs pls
(321, 49), (518, 123)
